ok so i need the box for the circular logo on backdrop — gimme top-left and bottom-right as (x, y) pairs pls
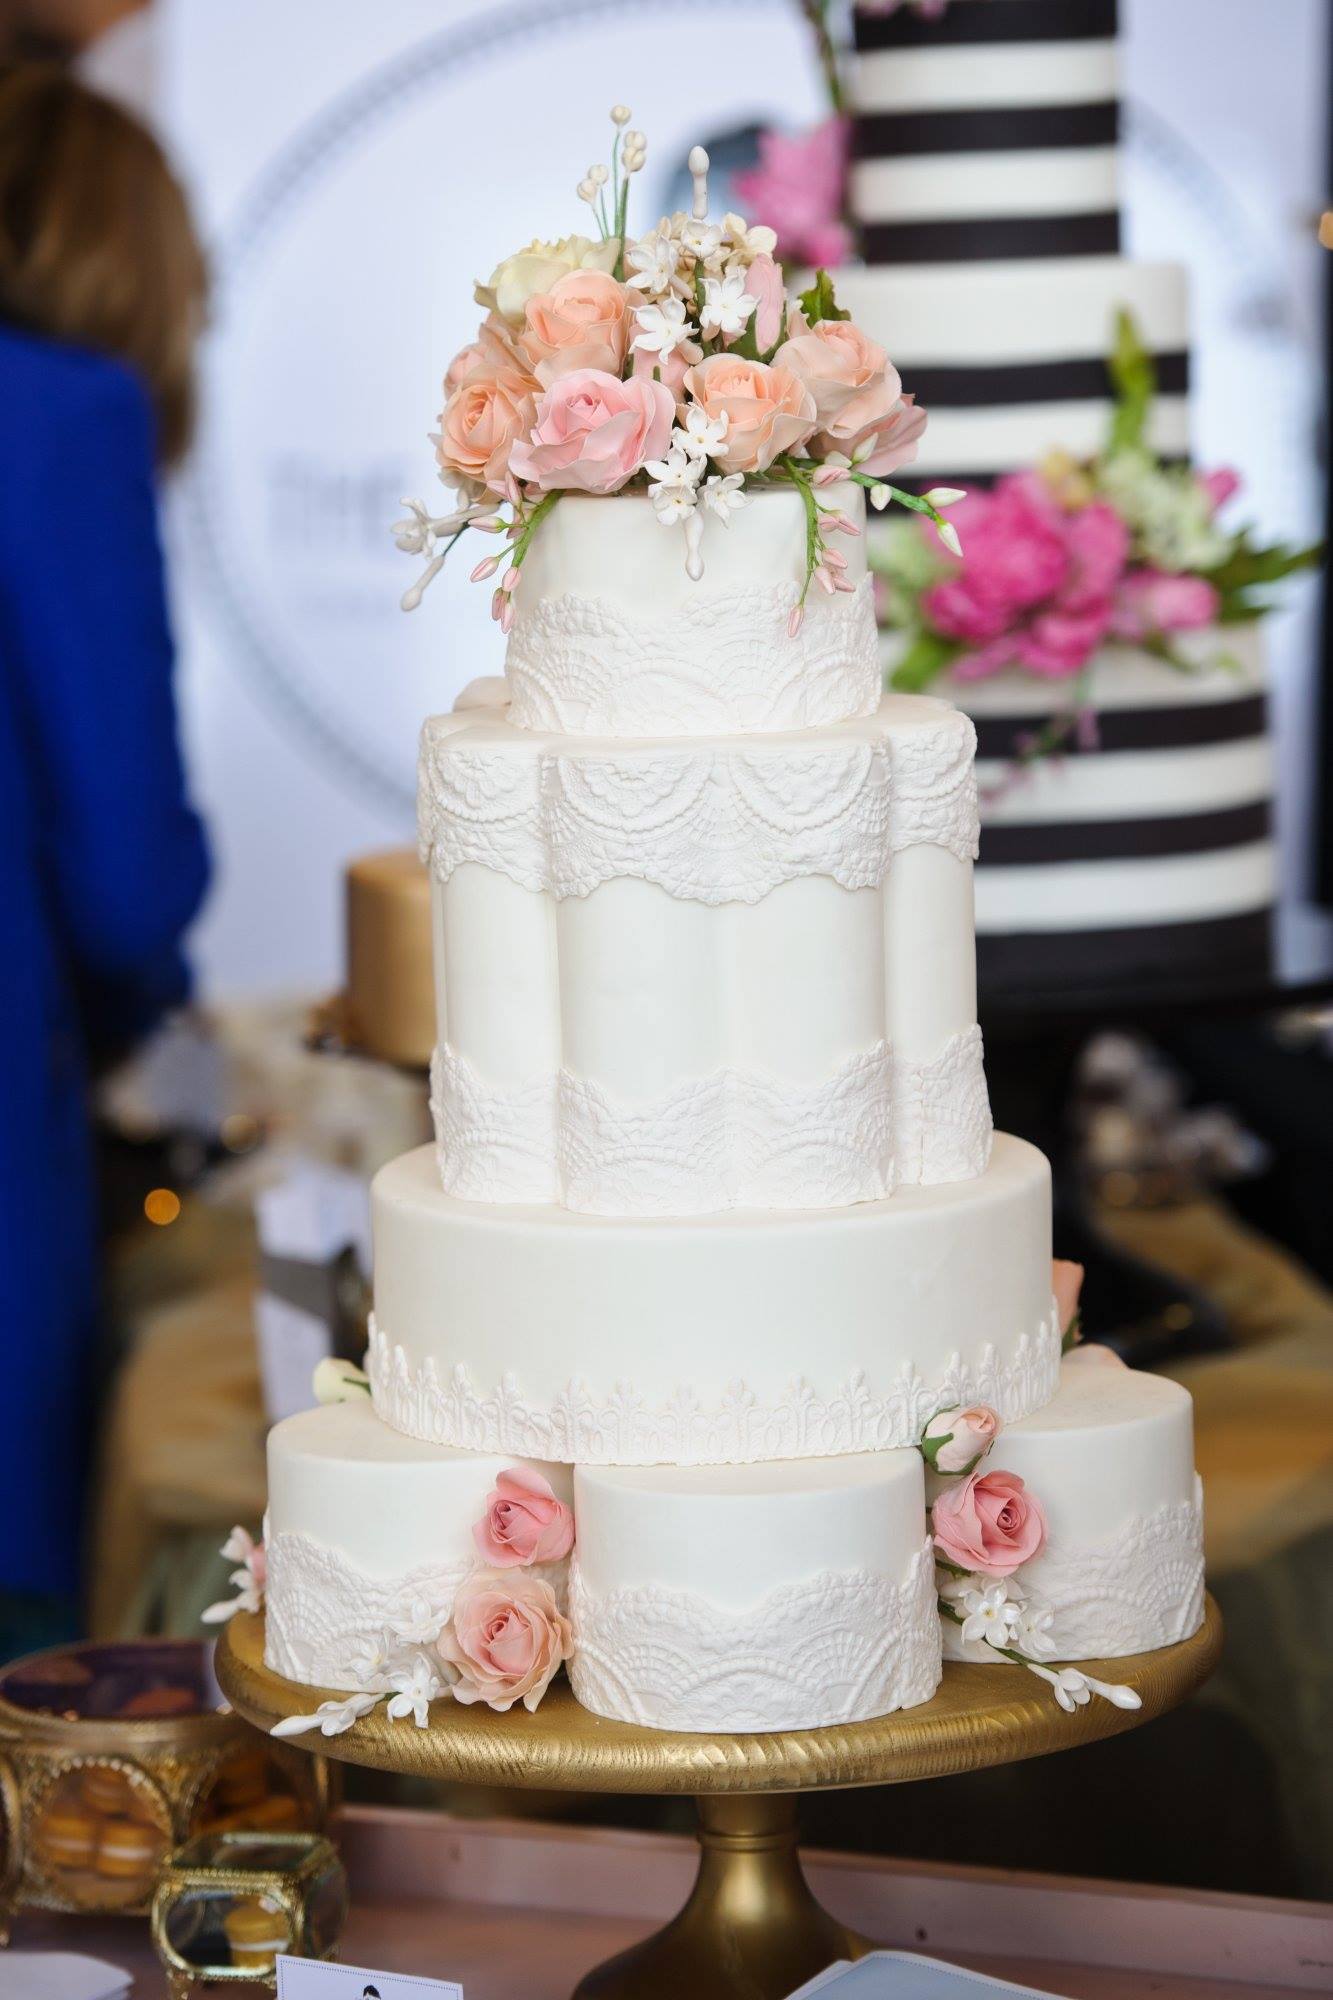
(186, 3), (1310, 821)
(184, 0), (812, 818)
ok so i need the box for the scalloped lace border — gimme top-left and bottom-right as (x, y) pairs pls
(568, 1542), (941, 1732)
(366, 1308), (1062, 1466)
(429, 1028), (991, 1214)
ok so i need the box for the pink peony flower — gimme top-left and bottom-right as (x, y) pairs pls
(436, 360), (538, 496)
(518, 269), (633, 386)
(682, 355), (817, 473)
(746, 252), (787, 354)
(473, 1466), (574, 1569)
(922, 1403), (1001, 1475)
(1052, 1258), (1085, 1337)
(932, 1470), (1048, 1578)
(733, 118), (852, 271)
(510, 369), (674, 494)
(438, 1570), (572, 1712)
(924, 474), (1129, 681)
(1110, 568), (1220, 643)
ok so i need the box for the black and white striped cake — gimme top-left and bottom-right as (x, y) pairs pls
(837, 0), (1273, 994)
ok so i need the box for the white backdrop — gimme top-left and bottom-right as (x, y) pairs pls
(158, 0), (1328, 999)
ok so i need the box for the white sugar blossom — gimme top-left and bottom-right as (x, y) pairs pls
(345, 1632), (400, 1689)
(385, 1654), (443, 1728)
(626, 228), (685, 298)
(1028, 1665), (1093, 1713)
(679, 217), (725, 269)
(646, 443), (703, 527)
(312, 1356), (370, 1405)
(722, 212), (777, 261)
(680, 404), (728, 461)
(701, 473), (746, 523)
(391, 1599), (446, 1646)
(700, 271), (759, 340)
(958, 1581), (1022, 1651)
(1011, 1599), (1058, 1661)
(201, 1526), (265, 1624)
(632, 295), (695, 362)
(271, 1692), (380, 1740)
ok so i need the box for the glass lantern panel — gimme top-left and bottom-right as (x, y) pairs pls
(163, 1885), (292, 1973)
(304, 1859), (350, 1957)
(33, 1766), (169, 1908)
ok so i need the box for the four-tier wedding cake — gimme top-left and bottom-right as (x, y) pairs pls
(216, 113), (1206, 1739)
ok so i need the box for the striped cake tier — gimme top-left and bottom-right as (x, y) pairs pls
(843, 0), (1189, 489)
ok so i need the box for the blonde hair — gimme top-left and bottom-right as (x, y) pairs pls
(0, 63), (206, 464)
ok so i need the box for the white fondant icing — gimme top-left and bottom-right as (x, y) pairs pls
(416, 698), (980, 907)
(976, 739), (1272, 828)
(953, 627), (1264, 716)
(570, 1550), (939, 1732)
(505, 484), (875, 738)
(853, 40), (1119, 115)
(852, 148), (1119, 226)
(900, 397), (1189, 480)
(366, 1134), (1057, 1464)
(428, 1027), (990, 1214)
(831, 259), (1189, 368)
(975, 841), (1276, 932)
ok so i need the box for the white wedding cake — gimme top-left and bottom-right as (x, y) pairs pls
(227, 118), (1205, 1738)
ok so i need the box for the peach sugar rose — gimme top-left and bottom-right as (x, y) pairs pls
(519, 270), (632, 385)
(682, 354), (817, 474)
(775, 320), (926, 476)
(435, 359), (537, 496)
(438, 1570), (572, 1713)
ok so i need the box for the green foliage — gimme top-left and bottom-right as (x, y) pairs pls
(797, 268), (851, 326)
(890, 630), (961, 693)
(1105, 308), (1155, 457)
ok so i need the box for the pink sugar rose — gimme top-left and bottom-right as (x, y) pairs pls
(932, 1469), (1048, 1578)
(774, 320), (925, 474)
(438, 1570), (572, 1713)
(1053, 1258), (1085, 1342)
(682, 354), (817, 474)
(734, 117), (851, 270)
(1111, 568), (1220, 643)
(510, 369), (674, 494)
(632, 340), (692, 400)
(436, 359), (538, 496)
(922, 1403), (1001, 1475)
(473, 1466), (574, 1569)
(519, 269), (632, 386)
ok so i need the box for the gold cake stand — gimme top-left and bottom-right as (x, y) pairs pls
(218, 1602), (1221, 2000)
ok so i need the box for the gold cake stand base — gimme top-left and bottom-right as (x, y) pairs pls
(218, 1601), (1221, 2000)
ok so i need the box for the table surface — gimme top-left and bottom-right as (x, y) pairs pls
(9, 1804), (1331, 1999)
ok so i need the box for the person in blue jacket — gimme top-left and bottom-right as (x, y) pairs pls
(0, 65), (210, 1649)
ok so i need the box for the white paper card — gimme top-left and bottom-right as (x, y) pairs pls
(785, 1951), (1074, 2000)
(0, 1954), (130, 2000)
(276, 1958), (464, 2000)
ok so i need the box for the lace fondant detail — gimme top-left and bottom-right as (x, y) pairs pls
(894, 1024), (993, 1186)
(429, 1030), (990, 1214)
(417, 706), (979, 906)
(366, 1308), (1062, 1467)
(264, 1530), (565, 1691)
(568, 1544), (940, 1731)
(506, 576), (881, 738)
(940, 1483), (1206, 1666)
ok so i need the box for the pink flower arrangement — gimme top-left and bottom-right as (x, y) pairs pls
(473, 1467), (575, 1569)
(395, 106), (957, 624)
(733, 117), (852, 271)
(932, 1469), (1048, 1578)
(438, 1570), (573, 1712)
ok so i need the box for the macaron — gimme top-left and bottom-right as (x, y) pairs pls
(94, 1816), (162, 1882)
(36, 1805), (98, 1873)
(224, 1895), (291, 1969)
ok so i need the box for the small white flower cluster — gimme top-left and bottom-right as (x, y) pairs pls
(200, 1526), (266, 1624)
(392, 494), (505, 611)
(272, 1593), (458, 1741)
(626, 207), (776, 367)
(1098, 449), (1231, 573)
(937, 1570), (1141, 1714)
(645, 407), (745, 574)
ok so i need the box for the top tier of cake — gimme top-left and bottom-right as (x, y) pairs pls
(840, 0), (1190, 486)
(502, 484), (879, 739)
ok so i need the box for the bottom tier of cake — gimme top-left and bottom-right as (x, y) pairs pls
(260, 1346), (1204, 1734)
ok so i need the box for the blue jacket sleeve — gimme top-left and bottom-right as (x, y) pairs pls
(0, 352), (210, 992)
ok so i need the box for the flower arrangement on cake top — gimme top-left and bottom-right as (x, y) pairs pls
(394, 106), (960, 632)
(874, 315), (1320, 769)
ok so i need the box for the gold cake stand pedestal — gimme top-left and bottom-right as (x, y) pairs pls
(218, 1601), (1221, 2000)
